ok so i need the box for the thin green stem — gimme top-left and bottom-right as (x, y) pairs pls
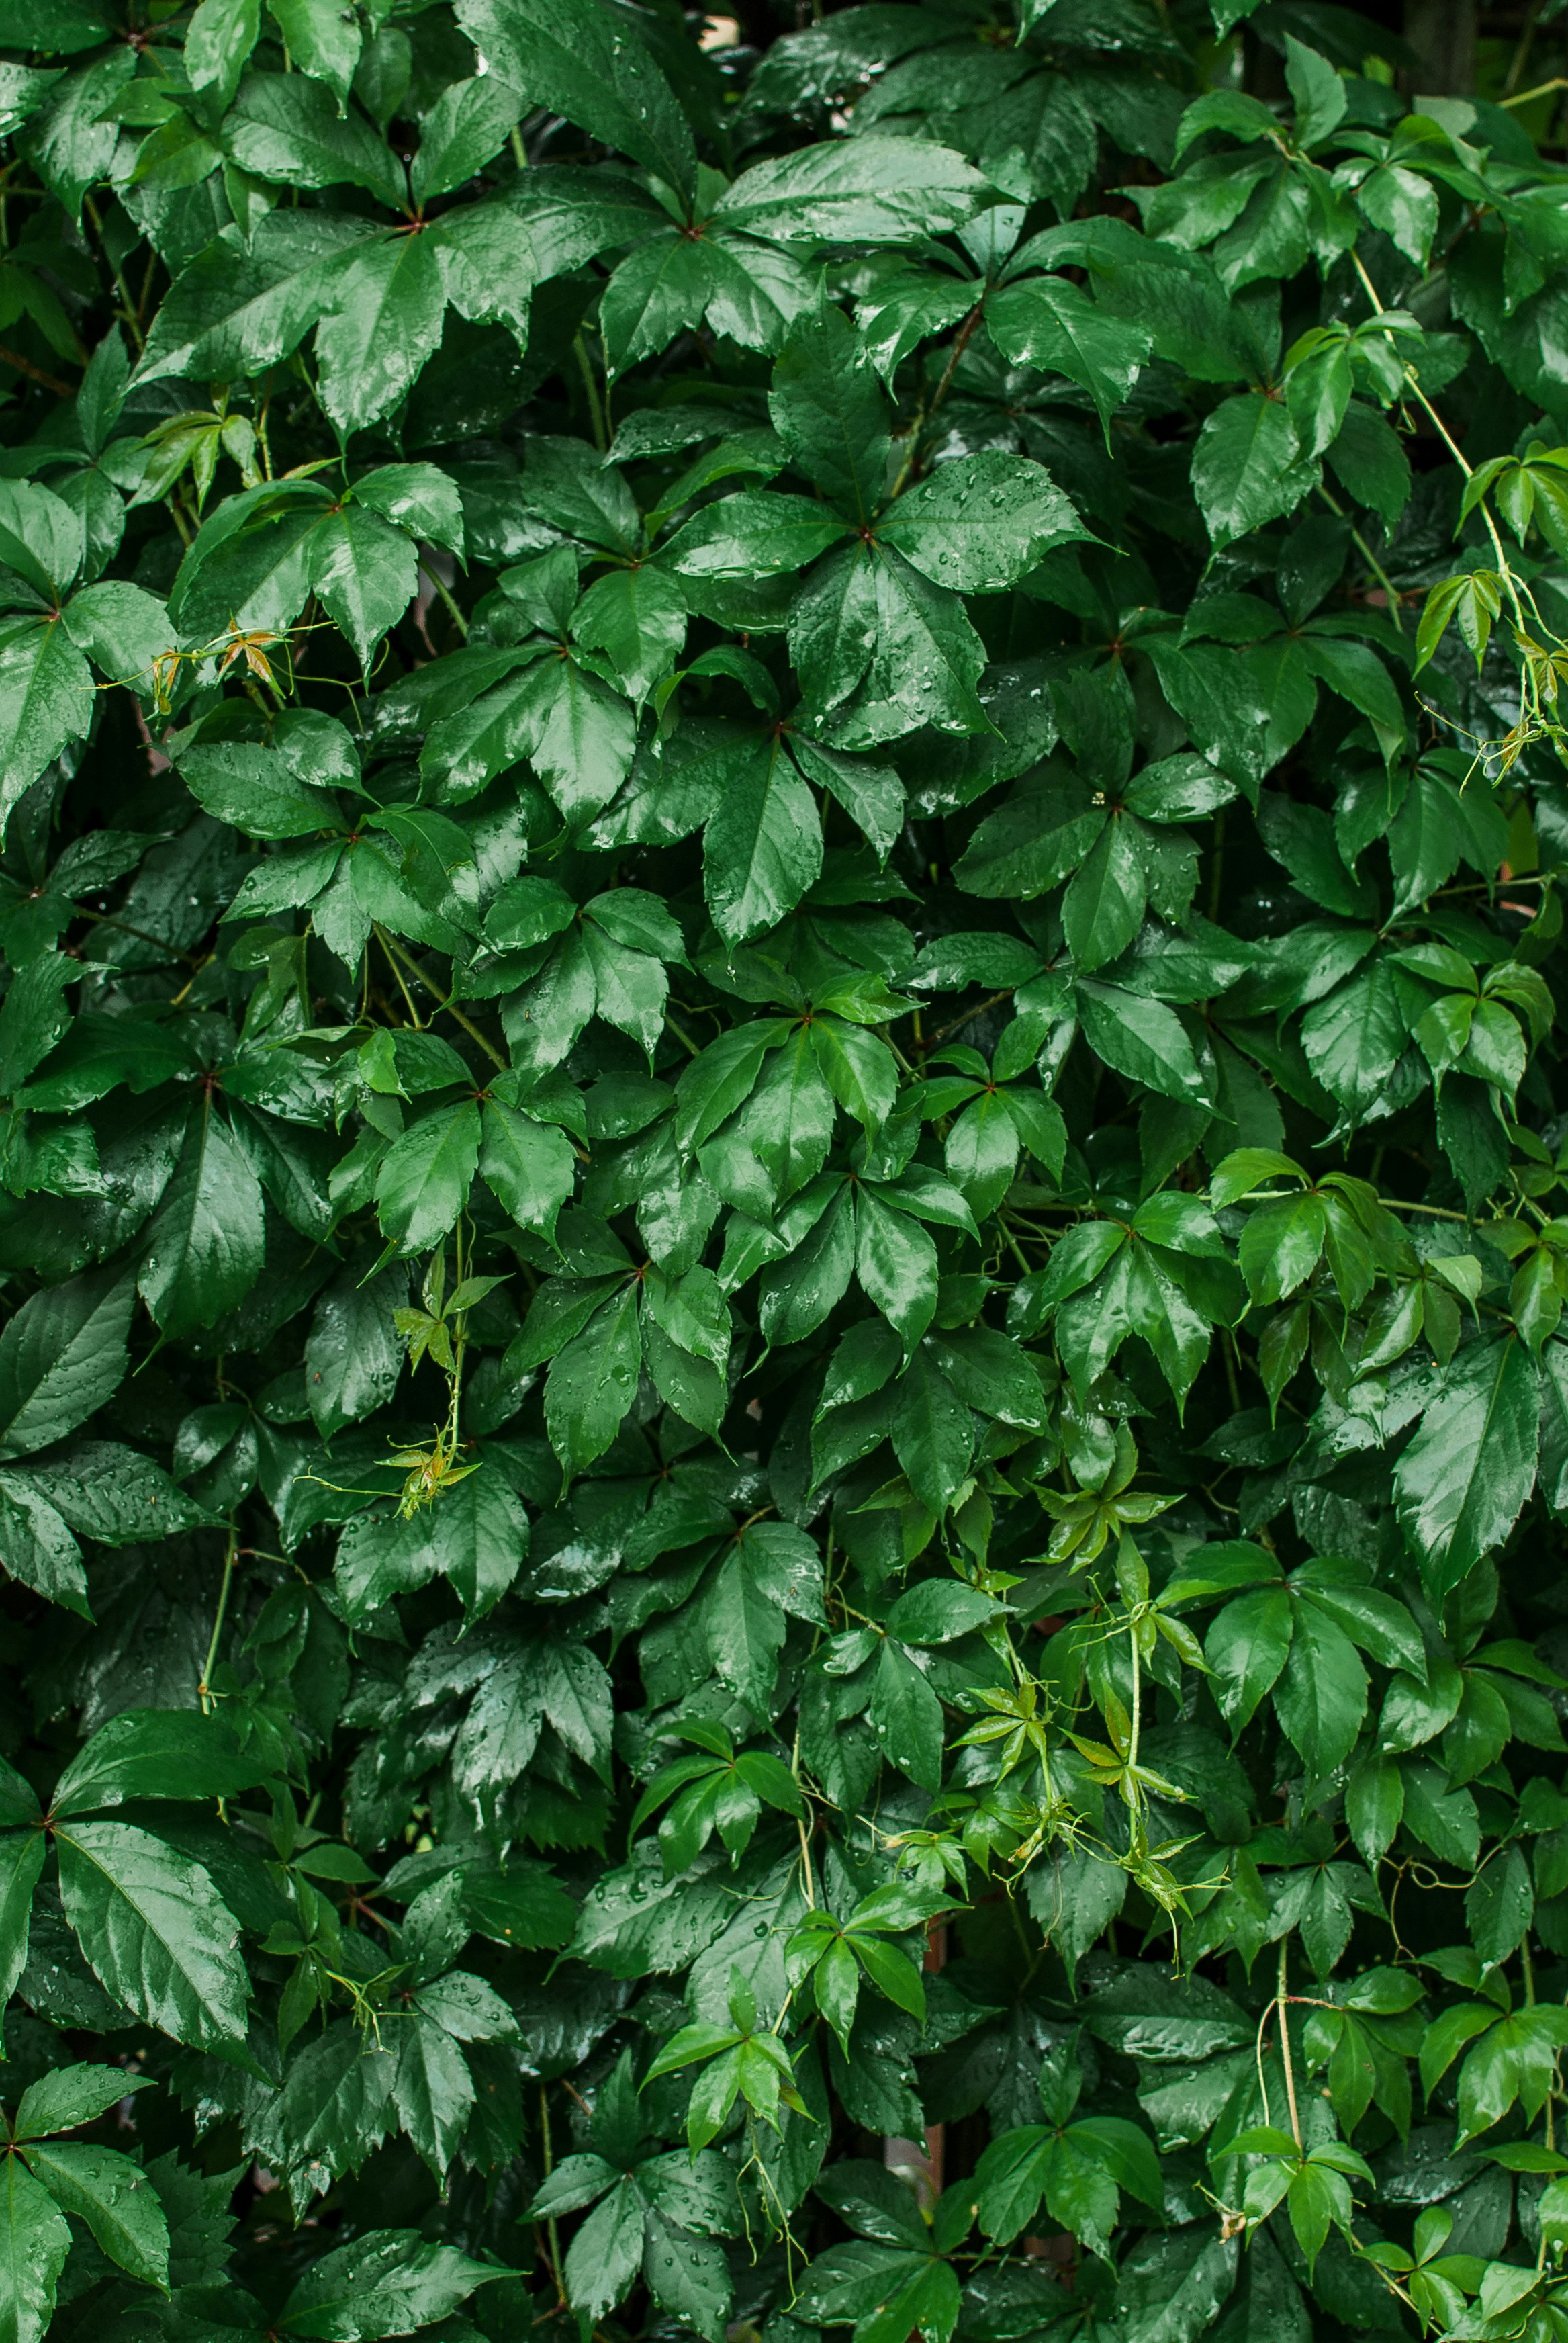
(537, 2084), (569, 2306)
(1350, 253), (1528, 632)
(1504, 1), (1542, 98)
(422, 560), (469, 642)
(573, 333), (608, 453)
(1277, 1936), (1303, 2151)
(1317, 482), (1405, 635)
(373, 928), (508, 1069)
(922, 989), (1016, 1051)
(1503, 73), (1567, 110)
(1126, 1612), (1141, 1778)
(891, 298), (983, 497)
(83, 193), (146, 355)
(198, 1526), (240, 1714)
(380, 928), (424, 1027)
(1226, 1188), (1472, 1222)
(663, 1007), (701, 1056)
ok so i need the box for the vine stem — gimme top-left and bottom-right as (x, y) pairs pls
(198, 1526), (240, 1714)
(789, 1715), (817, 1908)
(1126, 1603), (1141, 1779)
(1504, 74), (1568, 111)
(1316, 482), (1405, 634)
(1349, 252), (1529, 633)
(890, 298), (984, 498)
(537, 2083), (569, 2307)
(0, 344), (71, 395)
(573, 333), (608, 453)
(1277, 1937), (1303, 2152)
(420, 560), (469, 642)
(663, 1006), (701, 1055)
(921, 989), (1016, 1050)
(83, 193), (145, 355)
(1504, 0), (1543, 98)
(373, 927), (507, 1069)
(1227, 1187), (1471, 1222)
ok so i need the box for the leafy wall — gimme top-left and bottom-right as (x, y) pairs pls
(0, 1), (1566, 2340)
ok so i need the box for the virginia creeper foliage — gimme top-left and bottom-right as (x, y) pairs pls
(0, 1), (1565, 2340)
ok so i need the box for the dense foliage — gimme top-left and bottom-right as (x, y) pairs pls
(7, 0), (1568, 2339)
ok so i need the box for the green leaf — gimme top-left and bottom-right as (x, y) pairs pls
(793, 542), (989, 744)
(868, 1638), (946, 1791)
(1326, 401), (1412, 531)
(890, 1347), (972, 1515)
(1273, 1599), (1366, 1777)
(391, 2013), (475, 2174)
(305, 1264), (407, 1438)
(1467, 1841), (1533, 1969)
(703, 730), (822, 945)
(279, 2229), (499, 2340)
(481, 1098), (577, 1239)
(1026, 1843), (1127, 1984)
(0, 622), (95, 834)
(13, 2062), (152, 2141)
(0, 1832), (44, 2005)
(50, 1710), (269, 1818)
(140, 1106), (266, 1337)
(879, 451), (1087, 590)
(704, 1544), (790, 1716)
(1191, 392), (1317, 547)
(19, 2142), (169, 2286)
(1075, 981), (1209, 1106)
(55, 1818), (248, 2049)
(134, 212), (379, 388)
(268, 0), (360, 107)
(453, 0), (696, 199)
(1110, 2228), (1238, 2343)
(410, 74), (523, 204)
(600, 233), (714, 380)
(1205, 1585), (1291, 1732)
(770, 305), (891, 524)
(562, 2177), (645, 2324)
(0, 2158), (71, 2343)
(178, 742), (342, 840)
(375, 1101), (483, 1257)
(224, 73), (402, 204)
(1062, 819), (1146, 972)
(0, 1482), (85, 1613)
(338, 1462), (529, 1621)
(1394, 1338), (1540, 1600)
(986, 277), (1151, 442)
(855, 1185), (939, 1347)
(714, 138), (983, 242)
(663, 488), (852, 580)
(954, 768), (1104, 897)
(307, 504), (419, 670)
(545, 1283), (641, 1481)
(571, 564), (687, 702)
(314, 233), (449, 437)
(0, 1266), (135, 1462)
(0, 480), (85, 604)
(185, 0), (260, 108)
